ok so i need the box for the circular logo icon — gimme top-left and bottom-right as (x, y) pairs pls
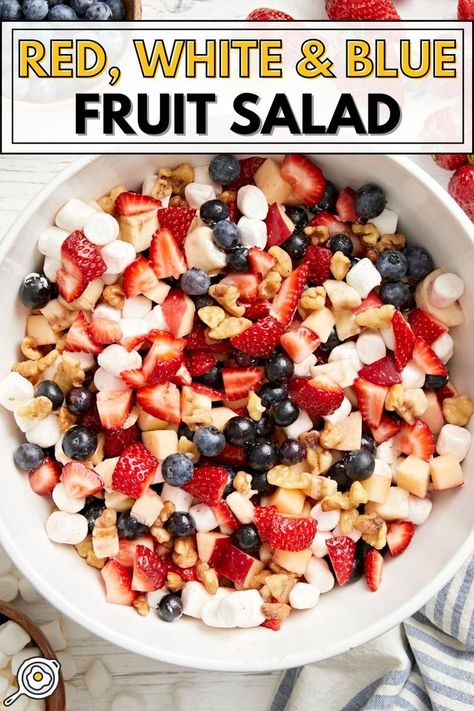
(3, 657), (61, 707)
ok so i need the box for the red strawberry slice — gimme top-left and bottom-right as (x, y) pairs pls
(182, 465), (228, 507)
(157, 207), (196, 245)
(56, 269), (85, 303)
(271, 264), (309, 326)
(123, 257), (159, 298)
(289, 376), (344, 417)
(247, 7), (294, 19)
(96, 390), (133, 429)
(185, 349), (217, 377)
(188, 382), (224, 402)
(104, 423), (141, 458)
(412, 337), (448, 376)
(61, 461), (103, 498)
(230, 316), (284, 357)
(112, 443), (158, 499)
(281, 155), (326, 207)
(114, 191), (161, 216)
(28, 458), (61, 496)
(61, 230), (107, 284)
(326, 536), (356, 586)
(248, 247), (276, 276)
(358, 356), (401, 386)
(101, 560), (137, 606)
(186, 321), (209, 350)
(370, 414), (401, 444)
(165, 559), (198, 582)
(305, 245), (332, 285)
(407, 308), (447, 345)
(244, 299), (271, 321)
(225, 156), (266, 191)
(220, 273), (260, 301)
(353, 378), (388, 429)
(307, 211), (350, 237)
(222, 367), (263, 401)
(113, 535), (154, 569)
(336, 187), (358, 222)
(364, 548), (384, 592)
(395, 419), (435, 460)
(132, 545), (167, 592)
(392, 311), (415, 372)
(121, 332), (148, 353)
(66, 312), (102, 354)
(387, 521), (415, 557)
(120, 368), (147, 389)
(261, 618), (285, 631)
(88, 318), (122, 345)
(142, 330), (186, 385)
(212, 501), (240, 533)
(254, 505), (277, 541)
(327, 0), (400, 20)
(255, 507), (317, 552)
(280, 327), (320, 364)
(353, 290), (383, 314)
(213, 442), (247, 467)
(150, 228), (187, 279)
(137, 382), (181, 424)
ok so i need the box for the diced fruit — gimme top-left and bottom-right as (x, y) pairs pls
(302, 307), (335, 342)
(281, 154), (326, 206)
(326, 536), (356, 586)
(104, 424), (140, 458)
(280, 327), (320, 364)
(28, 458), (61, 496)
(96, 390), (133, 429)
(265, 203), (295, 247)
(220, 273), (260, 301)
(333, 411), (363, 451)
(407, 308), (447, 345)
(358, 356), (401, 386)
(182, 465), (229, 507)
(244, 299), (271, 321)
(158, 206), (196, 245)
(248, 247), (276, 276)
(268, 487), (306, 515)
(132, 545), (166, 592)
(396, 456), (431, 498)
(288, 376), (343, 417)
(66, 312), (102, 354)
(213, 543), (264, 587)
(272, 548), (312, 575)
(56, 269), (85, 303)
(196, 531), (229, 564)
(61, 230), (106, 283)
(353, 378), (388, 429)
(395, 419), (435, 460)
(185, 349), (216, 377)
(123, 257), (159, 298)
(150, 228), (187, 279)
(370, 414), (401, 444)
(412, 337), (448, 376)
(188, 382), (224, 402)
(88, 318), (122, 345)
(271, 264), (309, 326)
(255, 508), (317, 552)
(353, 290), (383, 314)
(364, 549), (383, 592)
(113, 536), (154, 569)
(115, 191), (161, 216)
(419, 391), (444, 436)
(212, 501), (240, 534)
(336, 187), (358, 222)
(305, 245), (332, 285)
(307, 211), (349, 237)
(386, 521), (415, 557)
(101, 560), (137, 606)
(120, 369), (147, 389)
(430, 454), (464, 490)
(392, 311), (415, 371)
(137, 382), (181, 424)
(230, 316), (284, 357)
(254, 158), (292, 205)
(161, 290), (195, 338)
(222, 367), (263, 401)
(142, 330), (186, 385)
(61, 462), (103, 498)
(112, 443), (158, 498)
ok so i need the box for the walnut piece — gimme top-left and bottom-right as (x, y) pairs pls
(150, 167), (173, 202)
(233, 471), (253, 495)
(352, 223), (379, 247)
(166, 572), (185, 592)
(86, 550), (105, 570)
(198, 305), (226, 328)
(261, 602), (291, 623)
(339, 508), (359, 533)
(257, 270), (282, 299)
(218, 190), (237, 205)
(268, 246), (292, 277)
(354, 513), (387, 549)
(196, 562), (219, 595)
(303, 474), (337, 500)
(133, 594), (150, 616)
(267, 464), (309, 490)
(12, 349), (58, 380)
(247, 391), (265, 421)
(173, 536), (197, 568)
(321, 491), (352, 511)
(169, 195), (188, 208)
(378, 233), (406, 251)
(178, 436), (200, 463)
(150, 525), (171, 544)
(299, 286), (326, 312)
(304, 225), (330, 244)
(102, 284), (125, 309)
(355, 304), (395, 330)
(54, 353), (85, 394)
(443, 395), (474, 426)
(182, 407), (213, 430)
(330, 251), (351, 281)
(300, 430), (332, 475)
(209, 284), (245, 317)
(385, 384), (404, 412)
(58, 405), (77, 433)
(319, 421), (344, 449)
(349, 481), (369, 507)
(16, 396), (52, 421)
(207, 317), (252, 340)
(157, 500), (176, 525)
(21, 337), (42, 361)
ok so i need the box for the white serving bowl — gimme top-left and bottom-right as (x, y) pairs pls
(1, 155), (473, 672)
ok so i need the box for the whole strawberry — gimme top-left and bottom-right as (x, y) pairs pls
(458, 0), (474, 19)
(326, 0), (400, 20)
(432, 154), (468, 171)
(247, 7), (294, 19)
(448, 165), (474, 222)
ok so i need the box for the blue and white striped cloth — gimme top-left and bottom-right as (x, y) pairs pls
(271, 556), (474, 711)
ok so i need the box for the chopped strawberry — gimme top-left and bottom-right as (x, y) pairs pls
(142, 331), (186, 385)
(61, 461), (103, 498)
(123, 257), (159, 298)
(121, 332), (148, 353)
(248, 247), (276, 276)
(230, 316), (284, 357)
(182, 465), (228, 507)
(212, 501), (240, 533)
(247, 7), (294, 19)
(271, 264), (309, 326)
(261, 618), (284, 631)
(244, 299), (271, 321)
(157, 206), (196, 245)
(353, 378), (388, 429)
(56, 269), (85, 303)
(289, 376), (344, 417)
(336, 187), (358, 222)
(120, 368), (147, 389)
(222, 367), (263, 401)
(113, 535), (154, 569)
(358, 356), (402, 386)
(61, 230), (106, 283)
(186, 321), (209, 350)
(307, 211), (349, 237)
(412, 337), (448, 376)
(188, 382), (224, 402)
(407, 309), (447, 345)
(327, 0), (400, 20)
(101, 560), (137, 606)
(220, 273), (260, 301)
(392, 311), (415, 371)
(132, 545), (167, 592)
(305, 245), (332, 285)
(353, 290), (383, 314)
(458, 0), (474, 20)
(255, 508), (317, 552)
(213, 442), (247, 467)
(326, 536), (356, 586)
(370, 414), (401, 444)
(88, 318), (122, 345)
(137, 382), (181, 424)
(66, 312), (102, 354)
(161, 289), (196, 338)
(114, 191), (161, 216)
(436, 382), (457, 405)
(165, 559), (198, 582)
(254, 505), (278, 541)
(150, 227), (187, 279)
(96, 390), (133, 429)
(112, 443), (158, 499)
(280, 326), (320, 364)
(387, 521), (416, 557)
(395, 419), (435, 460)
(432, 154), (469, 171)
(281, 155), (326, 207)
(172, 363), (192, 386)
(185, 349), (217, 377)
(28, 458), (61, 496)
(225, 156), (266, 191)
(364, 549), (384, 592)
(104, 423), (141, 458)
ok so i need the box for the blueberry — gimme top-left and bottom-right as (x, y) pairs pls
(233, 524), (260, 551)
(360, 429), (376, 455)
(116, 511), (149, 539)
(376, 250), (408, 280)
(356, 184), (386, 220)
(208, 154), (240, 185)
(233, 349), (258, 367)
(49, 4), (78, 18)
(13, 443), (44, 472)
(318, 328), (341, 353)
(246, 438), (277, 471)
(62, 426), (97, 461)
(250, 470), (274, 494)
(258, 382), (287, 408)
(35, 381), (64, 410)
(279, 438), (306, 465)
(70, 0), (94, 14)
(255, 416), (273, 439)
(285, 206), (308, 229)
(425, 374), (449, 390)
(104, 0), (125, 18)
(226, 246), (250, 272)
(66, 387), (93, 415)
(280, 232), (309, 262)
(22, 0), (48, 19)
(19, 273), (51, 310)
(212, 220), (241, 250)
(85, 1), (112, 19)
(200, 199), (229, 227)
(162, 453), (194, 487)
(404, 246), (434, 281)
(325, 460), (352, 491)
(0, 0), (22, 19)
(180, 268), (211, 296)
(379, 281), (411, 309)
(193, 425), (225, 457)
(271, 399), (299, 426)
(193, 294), (216, 310)
(224, 416), (256, 447)
(264, 352), (294, 384)
(195, 366), (223, 390)
(347, 557), (364, 584)
(344, 449), (375, 481)
(157, 593), (183, 622)
(314, 181), (338, 213)
(82, 498), (106, 534)
(222, 467), (237, 497)
(167, 511), (196, 537)
(328, 234), (353, 257)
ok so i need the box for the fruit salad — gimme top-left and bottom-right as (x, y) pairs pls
(1, 154), (472, 630)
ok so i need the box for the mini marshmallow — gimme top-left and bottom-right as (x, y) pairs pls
(328, 341), (363, 372)
(429, 272), (464, 309)
(289, 582), (320, 610)
(94, 367), (129, 393)
(189, 503), (219, 532)
(226, 492), (255, 524)
(346, 258), (382, 298)
(193, 164), (222, 193)
(161, 483), (193, 512)
(237, 216), (267, 249)
(101, 241), (136, 275)
(38, 226), (69, 259)
(284, 409), (313, 439)
(310, 530), (332, 558)
(120, 318), (149, 343)
(304, 557), (335, 593)
(324, 396), (352, 426)
(122, 295), (152, 319)
(111, 692), (143, 711)
(184, 182), (216, 209)
(356, 329), (386, 365)
(56, 651), (77, 681)
(0, 548), (12, 577)
(18, 578), (41, 604)
(310, 502), (340, 532)
(63, 351), (96, 371)
(43, 256), (60, 283)
(52, 483), (85, 514)
(184, 226), (227, 273)
(407, 494), (432, 525)
(55, 198), (97, 232)
(380, 325), (395, 350)
(84, 211), (120, 246)
(0, 575), (18, 602)
(376, 437), (400, 464)
(145, 304), (168, 331)
(84, 658), (112, 698)
(199, 589), (235, 628)
(436, 424), (472, 461)
(39, 620), (67, 652)
(293, 353), (317, 378)
(370, 207), (398, 235)
(0, 621), (31, 656)
(0, 372), (34, 412)
(331, 524), (362, 542)
(11, 647), (41, 676)
(237, 185), (269, 220)
(217, 590), (265, 628)
(181, 581), (216, 619)
(26, 414), (60, 448)
(92, 303), (122, 322)
(45, 511), (88, 545)
(98, 344), (142, 376)
(431, 332), (454, 364)
(401, 361), (425, 389)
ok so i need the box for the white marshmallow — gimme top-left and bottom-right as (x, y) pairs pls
(380, 325), (395, 351)
(38, 620), (66, 652)
(329, 341), (363, 372)
(0, 621), (30, 656)
(237, 185), (268, 220)
(200, 590), (235, 628)
(436, 424), (471, 461)
(0, 575), (18, 602)
(293, 353), (317, 377)
(324, 396), (352, 426)
(289, 582), (320, 610)
(0, 548), (12, 576)
(310, 530), (332, 558)
(407, 494), (432, 525)
(18, 578), (41, 604)
(356, 330), (386, 365)
(98, 344), (142, 376)
(94, 367), (129, 393)
(184, 226), (227, 273)
(161, 483), (193, 512)
(84, 212), (120, 246)
(111, 692), (143, 711)
(376, 437), (400, 464)
(45, 511), (88, 545)
(284, 409), (313, 439)
(63, 350), (96, 371)
(55, 198), (97, 232)
(101, 240), (136, 275)
(304, 557), (335, 593)
(181, 581), (216, 619)
(310, 502), (340, 532)
(431, 332), (454, 364)
(92, 303), (122, 322)
(346, 258), (382, 298)
(225, 492), (254, 524)
(11, 647), (41, 677)
(184, 183), (216, 209)
(43, 256), (60, 283)
(122, 296), (152, 319)
(55, 651), (77, 681)
(38, 226), (69, 259)
(189, 503), (219, 533)
(237, 216), (267, 250)
(0, 372), (34, 412)
(401, 360), (425, 389)
(120, 318), (149, 343)
(217, 590), (265, 628)
(26, 414), (60, 448)
(429, 273), (464, 309)
(145, 304), (168, 331)
(331, 524), (362, 542)
(370, 207), (398, 235)
(84, 658), (112, 698)
(193, 165), (222, 193)
(52, 483), (85, 514)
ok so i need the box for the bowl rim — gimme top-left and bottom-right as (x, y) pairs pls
(1, 153), (474, 672)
